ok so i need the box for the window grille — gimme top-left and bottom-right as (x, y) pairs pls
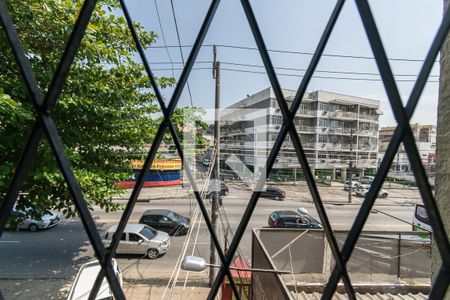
(1, 0), (449, 299)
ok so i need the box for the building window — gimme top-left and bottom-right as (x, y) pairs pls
(319, 118), (329, 127)
(271, 115), (282, 125)
(319, 102), (328, 111)
(319, 135), (328, 143)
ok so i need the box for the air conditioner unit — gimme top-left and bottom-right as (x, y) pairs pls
(322, 111), (327, 115)
(275, 125), (281, 130)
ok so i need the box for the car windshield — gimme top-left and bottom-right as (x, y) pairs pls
(167, 211), (180, 221)
(139, 226), (157, 240)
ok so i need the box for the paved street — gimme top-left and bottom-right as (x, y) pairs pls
(0, 182), (421, 299)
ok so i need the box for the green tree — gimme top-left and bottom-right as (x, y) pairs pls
(159, 106), (209, 155)
(0, 0), (176, 218)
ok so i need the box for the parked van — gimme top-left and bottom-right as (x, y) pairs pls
(104, 224), (170, 259)
(67, 259), (122, 300)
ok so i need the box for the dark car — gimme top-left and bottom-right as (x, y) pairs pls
(260, 186), (285, 200)
(139, 209), (190, 236)
(268, 209), (322, 229)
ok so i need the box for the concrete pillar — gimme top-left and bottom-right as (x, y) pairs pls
(331, 168), (336, 181)
(341, 168), (347, 181)
(433, 2), (450, 297)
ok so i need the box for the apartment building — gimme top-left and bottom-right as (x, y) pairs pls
(220, 87), (381, 180)
(378, 124), (436, 173)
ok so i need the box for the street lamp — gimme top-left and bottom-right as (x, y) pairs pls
(181, 256), (291, 274)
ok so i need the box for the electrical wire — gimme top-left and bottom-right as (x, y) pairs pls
(143, 60), (440, 78)
(179, 146), (219, 289)
(161, 145), (218, 299)
(153, 0), (175, 78)
(146, 66), (439, 83)
(220, 67), (440, 83)
(169, 0), (194, 107)
(168, 148), (219, 296)
(150, 43), (439, 63)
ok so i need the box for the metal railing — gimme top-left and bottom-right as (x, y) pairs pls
(1, 0), (450, 299)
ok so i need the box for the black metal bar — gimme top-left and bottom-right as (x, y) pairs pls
(98, 1), (223, 298)
(40, 116), (125, 300)
(209, 1), (357, 298)
(357, 0), (450, 264)
(43, 0), (98, 112)
(429, 266), (450, 299)
(167, 0), (221, 116)
(107, 0), (241, 298)
(285, 0), (356, 297)
(106, 0), (221, 256)
(322, 1), (450, 297)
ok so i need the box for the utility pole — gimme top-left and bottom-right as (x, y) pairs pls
(210, 45), (220, 286)
(348, 129), (354, 204)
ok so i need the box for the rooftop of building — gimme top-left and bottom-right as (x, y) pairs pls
(226, 87), (380, 109)
(380, 124), (436, 131)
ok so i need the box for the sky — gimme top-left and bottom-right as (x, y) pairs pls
(123, 0), (443, 127)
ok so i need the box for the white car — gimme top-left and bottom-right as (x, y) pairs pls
(67, 259), (122, 300)
(104, 224), (170, 259)
(355, 184), (388, 198)
(7, 207), (60, 232)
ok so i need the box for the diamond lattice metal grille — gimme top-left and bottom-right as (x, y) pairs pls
(1, 1), (449, 300)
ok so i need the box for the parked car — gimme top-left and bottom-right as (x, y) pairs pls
(343, 181), (360, 191)
(358, 176), (375, 184)
(6, 207), (60, 232)
(104, 224), (170, 259)
(260, 186), (285, 200)
(139, 209), (190, 236)
(355, 184), (389, 198)
(268, 208), (322, 229)
(67, 259), (122, 300)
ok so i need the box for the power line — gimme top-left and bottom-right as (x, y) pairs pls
(149, 43), (439, 63)
(169, 0), (194, 108)
(220, 67), (439, 82)
(146, 66), (439, 83)
(219, 61), (439, 78)
(153, 0), (175, 77)
(147, 60), (440, 77)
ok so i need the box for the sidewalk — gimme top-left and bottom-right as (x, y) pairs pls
(123, 282), (210, 300)
(112, 181), (421, 206)
(112, 186), (191, 202)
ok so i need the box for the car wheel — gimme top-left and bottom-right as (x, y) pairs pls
(275, 196), (280, 201)
(382, 193), (388, 198)
(147, 249), (159, 259)
(29, 224), (38, 232)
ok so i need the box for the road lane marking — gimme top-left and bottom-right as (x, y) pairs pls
(0, 241), (20, 243)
